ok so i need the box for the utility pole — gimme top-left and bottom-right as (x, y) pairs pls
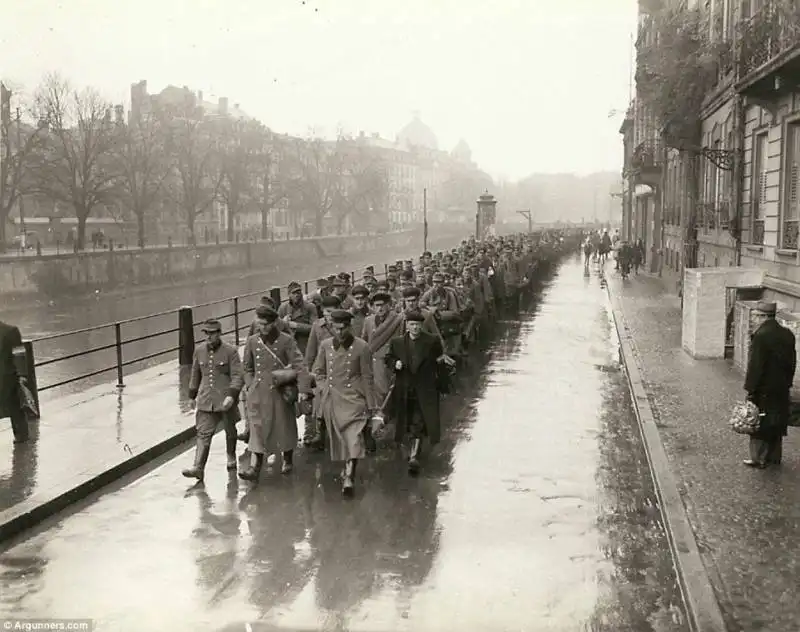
(16, 107), (26, 237)
(517, 209), (532, 234)
(423, 187), (428, 252)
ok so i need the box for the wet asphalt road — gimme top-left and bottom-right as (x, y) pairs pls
(0, 258), (689, 632)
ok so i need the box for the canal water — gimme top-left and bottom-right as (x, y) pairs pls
(0, 240), (448, 400)
(0, 257), (688, 631)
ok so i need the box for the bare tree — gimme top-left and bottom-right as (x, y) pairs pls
(165, 109), (224, 245)
(285, 137), (343, 237)
(0, 82), (44, 250)
(218, 119), (266, 241)
(112, 109), (170, 248)
(337, 140), (389, 233)
(29, 73), (119, 250)
(253, 132), (291, 239)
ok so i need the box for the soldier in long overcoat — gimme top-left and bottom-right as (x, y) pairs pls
(743, 301), (797, 467)
(183, 318), (244, 481)
(239, 305), (310, 482)
(312, 310), (378, 496)
(385, 311), (453, 475)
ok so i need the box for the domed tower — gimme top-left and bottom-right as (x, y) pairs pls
(451, 139), (472, 164)
(397, 111), (439, 151)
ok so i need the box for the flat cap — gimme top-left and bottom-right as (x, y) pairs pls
(404, 310), (425, 323)
(370, 291), (392, 303)
(756, 301), (777, 315)
(351, 284), (369, 297)
(255, 305), (278, 321)
(200, 318), (222, 333)
(330, 309), (353, 324)
(321, 295), (342, 308)
(402, 286), (421, 298)
(288, 281), (302, 292)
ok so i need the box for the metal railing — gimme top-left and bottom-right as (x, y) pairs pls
(21, 264), (392, 415)
(737, 1), (800, 80)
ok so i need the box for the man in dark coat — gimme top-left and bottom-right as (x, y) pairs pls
(744, 301), (797, 468)
(0, 320), (28, 443)
(385, 310), (453, 475)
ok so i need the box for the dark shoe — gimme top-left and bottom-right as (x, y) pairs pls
(182, 466), (205, 481)
(237, 429), (250, 443)
(239, 453), (264, 481)
(743, 459), (766, 469)
(226, 457), (237, 472)
(281, 450), (294, 474)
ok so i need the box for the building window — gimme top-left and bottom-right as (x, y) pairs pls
(751, 131), (767, 245)
(783, 121), (800, 249)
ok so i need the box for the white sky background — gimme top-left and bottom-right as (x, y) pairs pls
(1, 0), (637, 181)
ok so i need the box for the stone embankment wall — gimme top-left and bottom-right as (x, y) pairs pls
(0, 228), (465, 299)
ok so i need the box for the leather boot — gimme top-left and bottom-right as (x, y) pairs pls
(225, 424), (238, 471)
(239, 452), (264, 481)
(408, 438), (421, 475)
(281, 450), (294, 474)
(342, 459), (357, 497)
(309, 417), (326, 452)
(363, 426), (377, 453)
(182, 438), (211, 481)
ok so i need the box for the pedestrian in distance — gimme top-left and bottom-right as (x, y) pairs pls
(743, 301), (796, 468)
(183, 319), (244, 482)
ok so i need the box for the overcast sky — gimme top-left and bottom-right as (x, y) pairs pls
(1, 0), (636, 181)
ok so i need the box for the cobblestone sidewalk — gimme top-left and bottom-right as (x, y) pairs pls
(606, 266), (800, 632)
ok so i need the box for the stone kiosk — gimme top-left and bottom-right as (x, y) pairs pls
(682, 267), (764, 359)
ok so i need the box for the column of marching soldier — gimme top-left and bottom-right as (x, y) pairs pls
(183, 231), (564, 496)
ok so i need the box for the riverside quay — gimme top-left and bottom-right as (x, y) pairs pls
(2, 227), (716, 632)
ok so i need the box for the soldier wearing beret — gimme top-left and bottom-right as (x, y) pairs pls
(183, 319), (244, 481)
(239, 305), (310, 481)
(312, 309), (379, 496)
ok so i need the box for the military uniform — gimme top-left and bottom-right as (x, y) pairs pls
(183, 323), (244, 480)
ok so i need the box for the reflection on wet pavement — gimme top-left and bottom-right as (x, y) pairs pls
(0, 258), (688, 631)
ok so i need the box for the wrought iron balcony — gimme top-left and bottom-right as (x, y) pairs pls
(783, 219), (799, 249)
(630, 140), (664, 188)
(752, 218), (765, 245)
(736, 1), (800, 97)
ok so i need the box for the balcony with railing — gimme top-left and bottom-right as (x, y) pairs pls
(630, 139), (664, 186)
(736, 1), (800, 97)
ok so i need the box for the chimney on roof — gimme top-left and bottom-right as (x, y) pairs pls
(219, 97), (228, 115)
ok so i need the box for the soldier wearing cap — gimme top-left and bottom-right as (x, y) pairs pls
(183, 318), (244, 481)
(743, 300), (797, 468)
(333, 274), (354, 310)
(312, 309), (379, 496)
(399, 286), (442, 339)
(278, 281), (317, 356)
(362, 291), (405, 412)
(364, 275), (378, 295)
(240, 304), (309, 481)
(248, 296), (290, 338)
(304, 294), (342, 448)
(307, 278), (332, 318)
(349, 284), (371, 338)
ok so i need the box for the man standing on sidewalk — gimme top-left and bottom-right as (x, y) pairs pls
(0, 319), (29, 443)
(743, 301), (796, 468)
(183, 319), (243, 481)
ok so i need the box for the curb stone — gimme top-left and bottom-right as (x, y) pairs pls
(603, 271), (728, 632)
(0, 425), (195, 544)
